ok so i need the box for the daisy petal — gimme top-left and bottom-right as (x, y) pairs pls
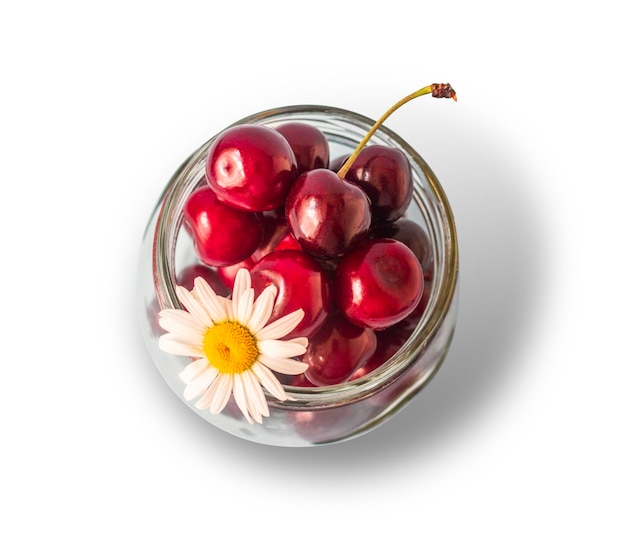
(232, 268), (251, 305)
(158, 309), (206, 341)
(208, 374), (233, 414)
(242, 371), (269, 420)
(252, 362), (290, 401)
(234, 287), (255, 326)
(247, 285), (277, 334)
(287, 336), (309, 349)
(232, 375), (254, 424)
(179, 357), (209, 384)
(159, 335), (204, 358)
(220, 296), (234, 321)
(193, 277), (227, 323)
(183, 366), (219, 401)
(158, 330), (202, 348)
(175, 285), (212, 326)
(194, 385), (214, 410)
(257, 338), (308, 359)
(259, 354), (310, 375)
(256, 308), (305, 341)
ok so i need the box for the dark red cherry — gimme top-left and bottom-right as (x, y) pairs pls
(329, 154), (349, 173)
(183, 185), (264, 268)
(255, 211), (293, 255)
(370, 218), (433, 280)
(274, 122), (330, 174)
(351, 283), (430, 379)
(285, 168), (372, 259)
(303, 311), (377, 386)
(205, 124), (297, 212)
(335, 238), (424, 330)
(177, 263), (229, 296)
(216, 210), (292, 290)
(216, 257), (257, 292)
(344, 145), (413, 223)
(250, 249), (332, 338)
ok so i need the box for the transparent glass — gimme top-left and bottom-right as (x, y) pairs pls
(136, 105), (459, 447)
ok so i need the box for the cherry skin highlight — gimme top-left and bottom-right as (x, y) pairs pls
(205, 124), (297, 212)
(250, 249), (333, 338)
(285, 168), (372, 259)
(335, 238), (424, 330)
(183, 186), (264, 268)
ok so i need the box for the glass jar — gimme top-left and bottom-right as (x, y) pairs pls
(136, 105), (459, 447)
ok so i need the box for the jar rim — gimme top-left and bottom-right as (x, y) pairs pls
(151, 104), (459, 409)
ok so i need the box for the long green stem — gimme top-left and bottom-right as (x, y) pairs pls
(336, 83), (456, 179)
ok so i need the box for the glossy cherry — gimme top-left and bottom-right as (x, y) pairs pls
(215, 210), (291, 290)
(274, 122), (330, 174)
(249, 249), (332, 338)
(370, 217), (433, 280)
(273, 231), (302, 252)
(335, 238), (424, 330)
(303, 310), (377, 386)
(215, 257), (256, 292)
(205, 124), (297, 212)
(183, 185), (264, 267)
(285, 168), (372, 259)
(344, 145), (413, 223)
(329, 154), (349, 173)
(176, 263), (230, 296)
(351, 284), (430, 379)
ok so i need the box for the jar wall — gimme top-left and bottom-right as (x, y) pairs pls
(136, 106), (459, 447)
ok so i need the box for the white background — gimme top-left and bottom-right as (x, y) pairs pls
(1, 1), (624, 532)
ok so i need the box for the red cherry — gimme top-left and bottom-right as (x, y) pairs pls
(205, 124), (297, 212)
(303, 311), (377, 386)
(250, 249), (332, 338)
(216, 257), (257, 292)
(183, 185), (264, 267)
(176, 263), (230, 296)
(344, 145), (412, 223)
(335, 238), (424, 330)
(273, 231), (302, 252)
(370, 218), (433, 280)
(216, 210), (292, 290)
(274, 122), (330, 174)
(351, 283), (430, 379)
(329, 154), (349, 173)
(285, 168), (372, 259)
(255, 211), (293, 256)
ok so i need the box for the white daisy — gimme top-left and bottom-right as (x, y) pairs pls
(158, 268), (309, 424)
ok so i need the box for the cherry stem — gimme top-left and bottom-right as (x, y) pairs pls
(336, 83), (456, 179)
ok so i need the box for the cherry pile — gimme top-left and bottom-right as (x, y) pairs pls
(180, 84), (455, 387)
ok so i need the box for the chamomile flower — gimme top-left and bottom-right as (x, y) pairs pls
(158, 268), (308, 424)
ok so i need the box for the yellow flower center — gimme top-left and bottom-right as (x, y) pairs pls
(203, 321), (259, 374)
